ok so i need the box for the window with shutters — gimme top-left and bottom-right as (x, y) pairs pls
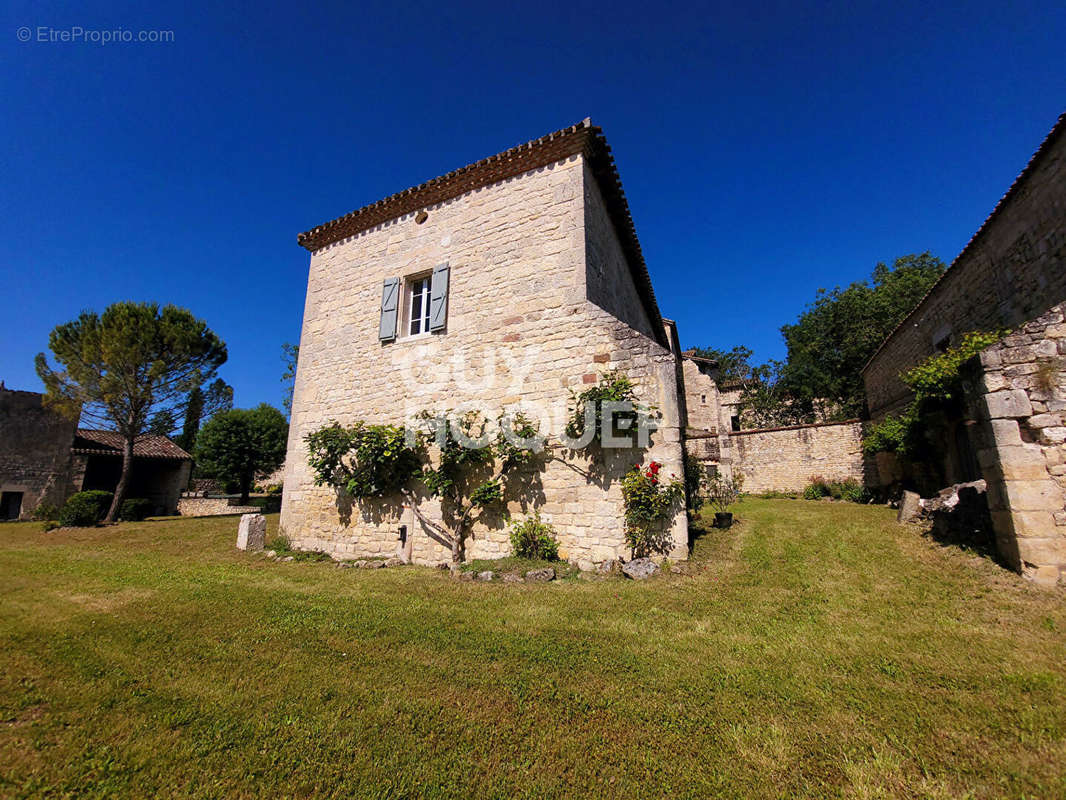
(380, 262), (449, 344)
(406, 275), (432, 336)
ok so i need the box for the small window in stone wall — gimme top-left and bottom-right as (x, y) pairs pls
(406, 275), (432, 336)
(731, 415), (741, 432)
(701, 394), (706, 404)
(385, 261), (450, 341)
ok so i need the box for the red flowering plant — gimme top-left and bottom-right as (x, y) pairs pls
(621, 461), (684, 557)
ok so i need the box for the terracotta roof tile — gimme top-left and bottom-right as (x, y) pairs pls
(297, 119), (668, 346)
(73, 429), (192, 460)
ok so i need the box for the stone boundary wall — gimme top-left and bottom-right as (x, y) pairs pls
(177, 496), (261, 517)
(726, 420), (867, 494)
(964, 303), (1066, 585)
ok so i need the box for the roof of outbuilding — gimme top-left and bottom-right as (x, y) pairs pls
(73, 429), (192, 460)
(297, 119), (668, 346)
(862, 111), (1066, 374)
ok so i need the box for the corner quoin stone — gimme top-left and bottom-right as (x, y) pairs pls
(236, 513), (266, 551)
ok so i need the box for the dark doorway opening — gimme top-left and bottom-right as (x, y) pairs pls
(1, 491), (24, 521)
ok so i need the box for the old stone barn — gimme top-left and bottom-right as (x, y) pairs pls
(281, 121), (869, 567)
(863, 112), (1066, 583)
(0, 386), (192, 520)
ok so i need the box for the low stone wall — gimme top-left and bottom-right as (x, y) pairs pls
(177, 496), (261, 517)
(964, 303), (1066, 584)
(726, 420), (867, 494)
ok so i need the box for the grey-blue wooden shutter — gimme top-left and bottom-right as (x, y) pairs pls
(429, 262), (450, 332)
(379, 277), (399, 342)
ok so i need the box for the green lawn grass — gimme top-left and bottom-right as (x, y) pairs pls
(1, 499), (1064, 799)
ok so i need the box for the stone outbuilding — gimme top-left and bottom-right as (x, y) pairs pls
(0, 385), (192, 520)
(863, 111), (1066, 583)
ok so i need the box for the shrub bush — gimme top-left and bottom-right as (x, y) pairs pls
(622, 462), (685, 557)
(803, 476), (866, 503)
(703, 471), (745, 515)
(41, 520), (60, 533)
(509, 513), (559, 560)
(31, 501), (61, 521)
(118, 498), (152, 521)
(59, 490), (113, 527)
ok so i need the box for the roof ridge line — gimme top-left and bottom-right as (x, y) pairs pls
(861, 110), (1066, 375)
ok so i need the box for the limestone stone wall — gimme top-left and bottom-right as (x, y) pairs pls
(281, 154), (687, 567)
(679, 358), (736, 479)
(0, 388), (77, 519)
(864, 120), (1066, 420)
(178, 495), (261, 517)
(965, 304), (1066, 584)
(727, 420), (867, 493)
(681, 358), (720, 432)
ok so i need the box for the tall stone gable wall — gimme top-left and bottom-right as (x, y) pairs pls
(0, 389), (78, 518)
(681, 359), (720, 432)
(281, 154), (687, 566)
(864, 127), (1066, 419)
(965, 303), (1066, 585)
(727, 420), (867, 494)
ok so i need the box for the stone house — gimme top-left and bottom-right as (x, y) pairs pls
(862, 112), (1066, 583)
(282, 120), (874, 566)
(282, 121), (691, 567)
(0, 385), (192, 519)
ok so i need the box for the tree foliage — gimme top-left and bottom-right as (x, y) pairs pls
(778, 253), (945, 418)
(195, 404), (288, 504)
(177, 378), (233, 453)
(736, 360), (814, 428)
(148, 409), (178, 438)
(282, 343), (299, 415)
(36, 302), (227, 521)
(685, 345), (754, 383)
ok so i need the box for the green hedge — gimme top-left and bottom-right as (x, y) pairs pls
(59, 490), (114, 527)
(118, 498), (152, 521)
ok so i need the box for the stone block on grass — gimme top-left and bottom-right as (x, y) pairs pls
(236, 514), (266, 551)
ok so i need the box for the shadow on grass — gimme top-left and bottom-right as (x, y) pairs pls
(919, 485), (1006, 568)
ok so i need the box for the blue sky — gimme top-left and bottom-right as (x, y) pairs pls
(2, 0), (1063, 411)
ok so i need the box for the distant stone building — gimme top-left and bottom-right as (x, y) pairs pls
(0, 385), (192, 520)
(0, 387), (79, 519)
(863, 112), (1066, 583)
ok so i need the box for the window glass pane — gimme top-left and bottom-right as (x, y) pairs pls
(408, 278), (432, 336)
(420, 280), (430, 330)
(409, 281), (423, 335)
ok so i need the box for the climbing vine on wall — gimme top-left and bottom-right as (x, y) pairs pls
(565, 370), (655, 450)
(305, 421), (420, 498)
(863, 329), (1007, 458)
(305, 411), (550, 563)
